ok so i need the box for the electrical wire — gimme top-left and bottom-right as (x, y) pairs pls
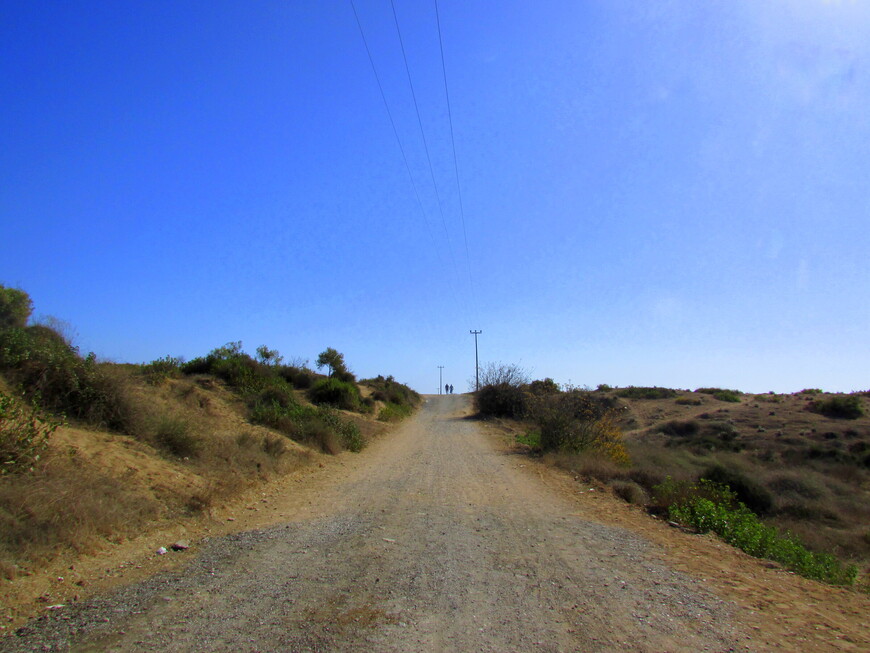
(433, 0), (479, 326)
(388, 0), (466, 306)
(349, 0), (465, 317)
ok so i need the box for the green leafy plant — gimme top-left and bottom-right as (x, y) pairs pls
(378, 401), (412, 422)
(809, 395), (864, 420)
(616, 386), (677, 400)
(140, 355), (183, 384)
(0, 392), (60, 474)
(659, 478), (857, 586)
(0, 286), (33, 330)
(308, 377), (360, 411)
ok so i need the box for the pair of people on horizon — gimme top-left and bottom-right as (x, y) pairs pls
(444, 383), (454, 395)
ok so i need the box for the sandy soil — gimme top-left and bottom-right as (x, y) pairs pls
(2, 395), (868, 651)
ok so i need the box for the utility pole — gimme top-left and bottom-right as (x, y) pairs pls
(469, 330), (482, 391)
(438, 366), (444, 394)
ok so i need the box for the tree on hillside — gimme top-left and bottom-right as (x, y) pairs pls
(0, 286), (33, 330)
(316, 347), (347, 378)
(255, 345), (284, 367)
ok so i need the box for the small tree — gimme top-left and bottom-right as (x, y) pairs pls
(316, 347), (347, 378)
(255, 345), (284, 367)
(0, 286), (33, 330)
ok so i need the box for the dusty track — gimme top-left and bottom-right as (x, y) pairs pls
(4, 396), (756, 651)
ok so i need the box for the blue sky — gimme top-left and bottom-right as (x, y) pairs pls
(2, 1), (868, 394)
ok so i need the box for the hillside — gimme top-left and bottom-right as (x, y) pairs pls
(0, 294), (420, 629)
(478, 380), (870, 587)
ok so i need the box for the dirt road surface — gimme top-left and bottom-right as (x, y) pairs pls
(3, 396), (761, 651)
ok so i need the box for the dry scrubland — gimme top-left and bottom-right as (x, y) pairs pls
(473, 366), (870, 589)
(0, 285), (420, 620)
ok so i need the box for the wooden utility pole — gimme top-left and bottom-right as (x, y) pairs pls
(469, 330), (482, 391)
(438, 366), (444, 394)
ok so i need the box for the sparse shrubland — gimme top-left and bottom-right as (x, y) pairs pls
(616, 386), (677, 400)
(475, 364), (629, 465)
(485, 369), (870, 588)
(0, 391), (59, 475)
(659, 478), (857, 585)
(809, 395), (864, 419)
(695, 387), (743, 403)
(0, 285), (414, 578)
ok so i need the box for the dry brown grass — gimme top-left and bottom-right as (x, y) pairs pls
(0, 368), (323, 580)
(0, 451), (160, 576)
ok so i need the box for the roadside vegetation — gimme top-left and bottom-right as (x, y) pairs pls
(473, 366), (870, 588)
(0, 284), (417, 579)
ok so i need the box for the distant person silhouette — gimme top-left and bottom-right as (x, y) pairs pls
(449, 384), (454, 394)
(445, 383), (449, 395)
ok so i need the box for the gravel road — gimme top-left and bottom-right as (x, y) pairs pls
(2, 395), (750, 652)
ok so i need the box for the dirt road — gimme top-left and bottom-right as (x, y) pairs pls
(3, 395), (751, 651)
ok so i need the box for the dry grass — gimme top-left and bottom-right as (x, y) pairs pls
(0, 452), (160, 576)
(508, 387), (870, 577)
(0, 369), (322, 579)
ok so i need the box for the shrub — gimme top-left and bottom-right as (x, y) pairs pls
(378, 401), (412, 422)
(596, 384), (612, 392)
(316, 407), (363, 452)
(279, 365), (315, 389)
(0, 392), (59, 475)
(659, 420), (700, 438)
(0, 326), (135, 432)
(666, 480), (857, 586)
(308, 377), (360, 411)
(153, 416), (200, 458)
(516, 429), (541, 449)
(140, 355), (183, 384)
(363, 375), (420, 409)
(0, 286), (32, 330)
(611, 481), (648, 505)
(528, 378), (561, 396)
(475, 382), (527, 418)
(701, 464), (773, 515)
(675, 396), (702, 406)
(532, 395), (629, 465)
(616, 386), (677, 400)
(695, 387), (742, 402)
(809, 396), (864, 420)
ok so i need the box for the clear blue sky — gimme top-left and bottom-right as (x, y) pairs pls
(2, 1), (868, 394)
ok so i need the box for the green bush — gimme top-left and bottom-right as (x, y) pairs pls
(0, 326), (134, 432)
(529, 392), (630, 464)
(316, 407), (363, 452)
(675, 396), (702, 406)
(516, 429), (541, 449)
(363, 375), (420, 409)
(308, 377), (360, 411)
(616, 386), (677, 400)
(810, 395), (864, 420)
(528, 378), (561, 395)
(279, 365), (316, 390)
(695, 387), (742, 402)
(701, 464), (773, 515)
(0, 286), (32, 330)
(378, 401), (412, 422)
(140, 355), (183, 384)
(0, 392), (59, 474)
(666, 480), (857, 586)
(475, 382), (527, 418)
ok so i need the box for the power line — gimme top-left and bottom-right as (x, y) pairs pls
(348, 0), (464, 315)
(389, 0), (468, 319)
(434, 0), (478, 325)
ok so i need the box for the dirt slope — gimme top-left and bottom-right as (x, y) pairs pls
(2, 395), (868, 651)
